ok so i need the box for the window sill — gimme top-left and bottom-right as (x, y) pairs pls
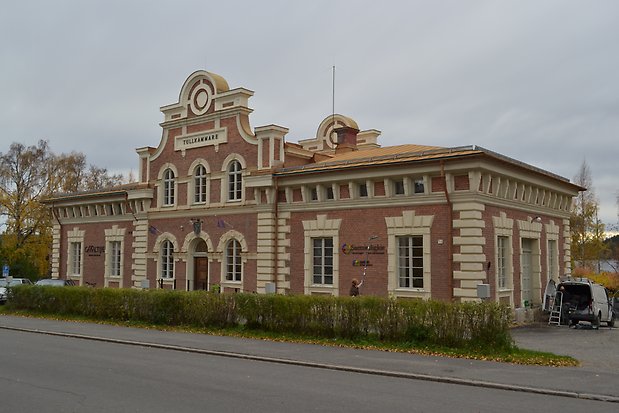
(306, 285), (336, 296)
(391, 289), (430, 300)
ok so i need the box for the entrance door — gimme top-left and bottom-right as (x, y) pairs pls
(194, 257), (208, 290)
(521, 239), (532, 306)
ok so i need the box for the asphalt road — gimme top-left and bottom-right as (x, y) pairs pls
(1, 328), (614, 413)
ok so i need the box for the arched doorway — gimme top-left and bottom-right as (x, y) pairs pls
(192, 239), (209, 291)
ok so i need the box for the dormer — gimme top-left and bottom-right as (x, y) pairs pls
(299, 114), (381, 154)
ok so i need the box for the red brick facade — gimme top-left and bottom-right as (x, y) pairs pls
(46, 70), (581, 308)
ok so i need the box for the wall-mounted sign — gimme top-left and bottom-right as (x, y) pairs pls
(85, 246), (105, 257)
(175, 127), (228, 152)
(341, 243), (385, 255)
(352, 259), (372, 267)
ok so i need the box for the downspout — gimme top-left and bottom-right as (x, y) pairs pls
(273, 175), (279, 294)
(440, 161), (454, 301)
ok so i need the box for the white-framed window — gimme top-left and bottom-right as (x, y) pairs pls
(326, 186), (334, 200)
(312, 237), (334, 285)
(161, 240), (174, 279)
(310, 186), (318, 201)
(394, 179), (405, 196)
(194, 164), (207, 203)
(163, 168), (175, 206)
(497, 236), (509, 289)
(303, 215), (341, 295)
(385, 211), (433, 298)
(66, 227), (85, 279)
(109, 241), (121, 277)
(70, 242), (82, 276)
(397, 235), (424, 288)
(413, 178), (425, 194)
(358, 182), (368, 198)
(548, 239), (558, 282)
(228, 160), (242, 201)
(492, 212), (515, 305)
(104, 225), (126, 286)
(225, 239), (242, 282)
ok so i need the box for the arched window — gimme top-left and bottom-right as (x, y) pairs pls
(194, 165), (207, 203)
(228, 160), (242, 201)
(225, 239), (242, 282)
(163, 169), (175, 206)
(161, 240), (174, 278)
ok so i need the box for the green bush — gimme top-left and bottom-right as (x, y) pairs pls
(7, 286), (513, 350)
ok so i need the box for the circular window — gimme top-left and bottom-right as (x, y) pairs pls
(189, 84), (212, 115)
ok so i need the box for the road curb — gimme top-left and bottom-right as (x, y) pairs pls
(2, 324), (618, 403)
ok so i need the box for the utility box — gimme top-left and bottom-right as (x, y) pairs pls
(477, 283), (491, 299)
(141, 279), (150, 289)
(264, 282), (276, 294)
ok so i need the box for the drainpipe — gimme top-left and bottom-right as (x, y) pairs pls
(273, 175), (279, 294)
(440, 161), (454, 301)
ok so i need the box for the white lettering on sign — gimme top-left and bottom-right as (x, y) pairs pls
(175, 128), (228, 151)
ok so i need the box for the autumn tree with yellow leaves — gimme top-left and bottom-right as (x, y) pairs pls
(0, 140), (124, 279)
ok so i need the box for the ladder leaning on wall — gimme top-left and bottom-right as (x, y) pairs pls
(548, 291), (563, 326)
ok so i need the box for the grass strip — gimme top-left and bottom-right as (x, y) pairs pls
(0, 307), (578, 367)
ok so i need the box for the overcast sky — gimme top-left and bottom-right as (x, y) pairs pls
(2, 0), (617, 228)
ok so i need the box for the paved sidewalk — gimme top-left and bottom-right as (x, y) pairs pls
(1, 315), (618, 402)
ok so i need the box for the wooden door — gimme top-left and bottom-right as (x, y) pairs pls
(195, 257), (208, 290)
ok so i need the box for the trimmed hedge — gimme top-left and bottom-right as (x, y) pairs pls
(7, 286), (513, 350)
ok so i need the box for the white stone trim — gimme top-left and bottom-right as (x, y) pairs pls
(562, 218), (572, 276)
(66, 227), (85, 282)
(157, 163), (179, 208)
(492, 212), (514, 306)
(302, 215), (342, 295)
(545, 220), (560, 282)
(220, 154), (247, 204)
(518, 218), (543, 307)
(217, 230), (248, 291)
(153, 233), (180, 283)
(385, 211), (434, 299)
(187, 159), (211, 206)
(50, 223), (61, 279)
(104, 225), (126, 287)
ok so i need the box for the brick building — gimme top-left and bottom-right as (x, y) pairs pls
(45, 70), (582, 308)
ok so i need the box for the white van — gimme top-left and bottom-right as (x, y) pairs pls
(557, 278), (615, 328)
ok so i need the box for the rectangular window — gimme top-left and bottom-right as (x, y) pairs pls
(310, 187), (318, 201)
(326, 186), (334, 200)
(548, 239), (557, 281)
(394, 179), (405, 195)
(161, 241), (174, 279)
(195, 176), (207, 203)
(110, 241), (121, 277)
(497, 236), (508, 289)
(397, 236), (423, 288)
(226, 240), (242, 282)
(414, 179), (425, 194)
(70, 242), (82, 276)
(358, 183), (368, 198)
(312, 238), (333, 285)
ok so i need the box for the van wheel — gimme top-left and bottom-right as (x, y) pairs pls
(608, 314), (615, 328)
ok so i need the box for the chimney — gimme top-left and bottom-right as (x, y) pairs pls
(334, 126), (359, 154)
